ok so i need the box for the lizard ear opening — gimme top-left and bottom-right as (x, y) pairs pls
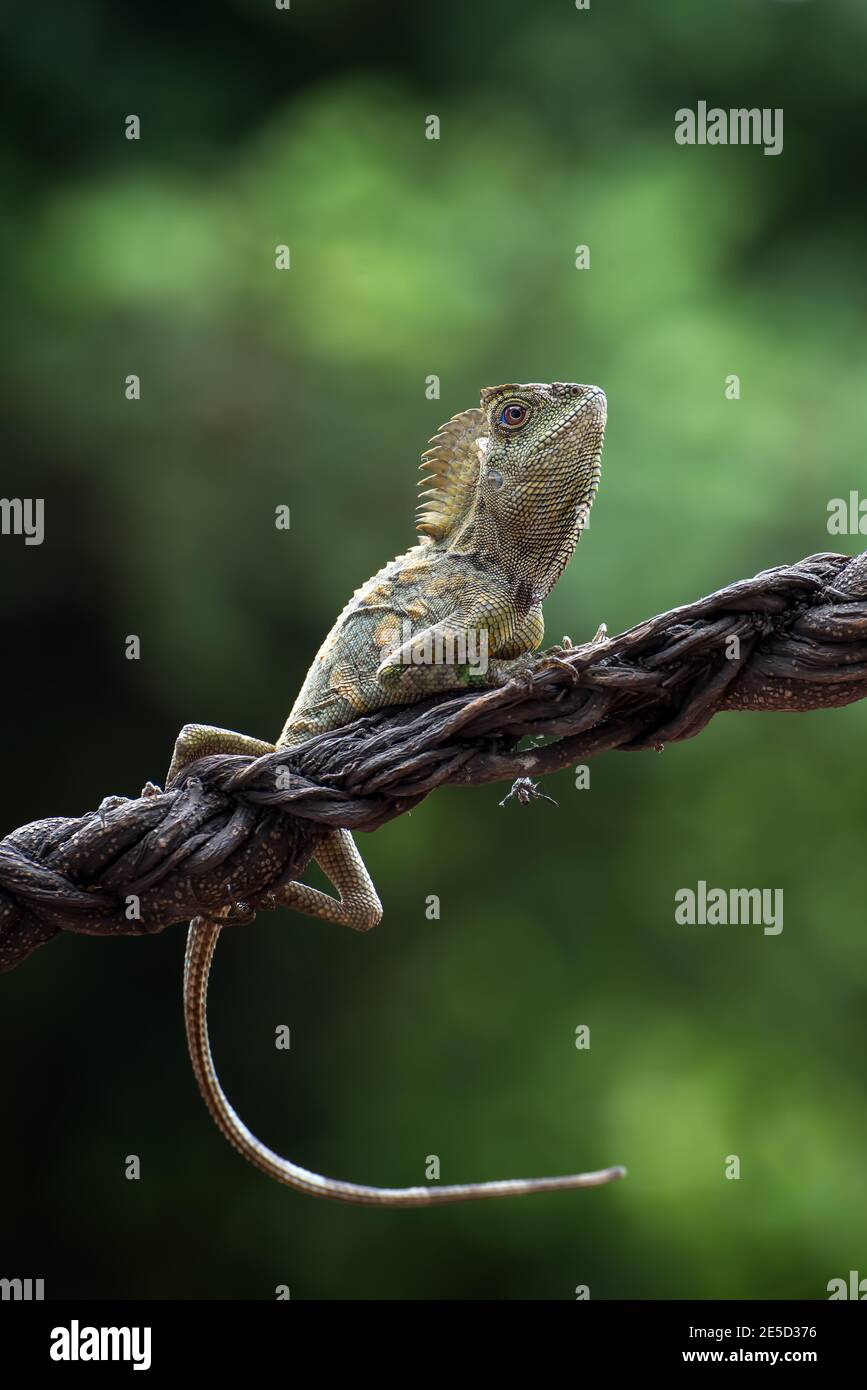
(416, 406), (486, 541)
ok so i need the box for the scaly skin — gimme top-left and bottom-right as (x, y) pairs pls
(170, 382), (622, 1205)
(279, 381), (607, 740)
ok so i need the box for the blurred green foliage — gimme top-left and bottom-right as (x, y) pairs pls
(1, 0), (866, 1299)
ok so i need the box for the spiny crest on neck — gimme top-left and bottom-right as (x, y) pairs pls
(415, 406), (486, 542)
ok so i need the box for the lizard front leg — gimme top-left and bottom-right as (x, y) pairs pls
(375, 602), (544, 698)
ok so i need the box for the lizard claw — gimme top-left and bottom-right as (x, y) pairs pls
(535, 652), (580, 682)
(537, 622), (608, 680)
(503, 666), (536, 692)
(224, 899), (257, 925)
(96, 794), (128, 826)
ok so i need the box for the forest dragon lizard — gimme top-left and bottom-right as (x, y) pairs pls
(168, 380), (620, 1206)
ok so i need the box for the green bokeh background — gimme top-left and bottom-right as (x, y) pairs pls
(1, 0), (866, 1300)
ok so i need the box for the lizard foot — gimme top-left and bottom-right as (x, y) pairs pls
(224, 899), (258, 925)
(534, 652), (580, 683)
(96, 794), (129, 826)
(537, 622), (608, 681)
(501, 666), (536, 692)
(552, 623), (606, 655)
(189, 900), (256, 930)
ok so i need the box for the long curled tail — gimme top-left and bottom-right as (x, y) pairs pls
(184, 916), (626, 1207)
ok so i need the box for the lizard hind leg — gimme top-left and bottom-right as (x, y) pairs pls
(166, 723), (275, 788)
(269, 829), (382, 931)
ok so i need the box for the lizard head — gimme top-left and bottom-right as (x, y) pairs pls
(469, 381), (607, 593)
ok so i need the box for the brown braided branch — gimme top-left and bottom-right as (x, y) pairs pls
(2, 547), (866, 973)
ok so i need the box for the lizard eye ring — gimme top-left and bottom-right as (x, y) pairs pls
(498, 400), (530, 430)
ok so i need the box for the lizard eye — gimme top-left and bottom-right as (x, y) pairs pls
(498, 401), (529, 430)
